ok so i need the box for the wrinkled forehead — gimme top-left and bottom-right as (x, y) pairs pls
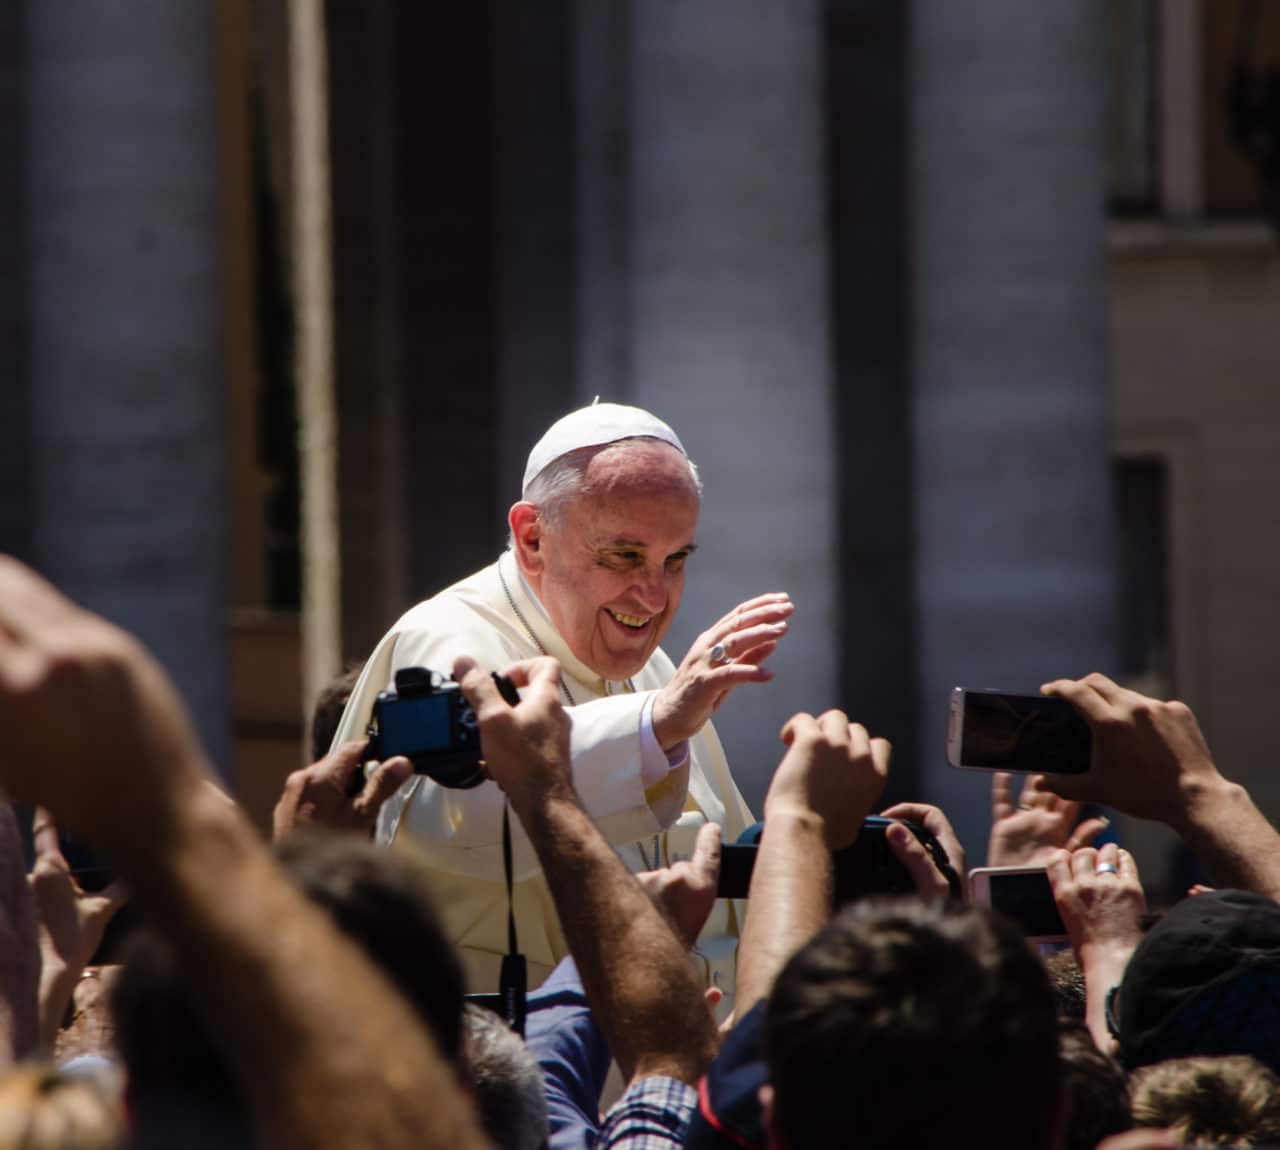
(580, 439), (699, 498)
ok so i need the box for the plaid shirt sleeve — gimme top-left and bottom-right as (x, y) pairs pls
(598, 1075), (698, 1150)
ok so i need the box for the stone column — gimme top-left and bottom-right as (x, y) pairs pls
(911, 0), (1115, 851)
(582, 0), (837, 809)
(25, 2), (229, 770)
(0, 5), (30, 561)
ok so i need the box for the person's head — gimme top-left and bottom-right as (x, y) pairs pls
(0, 1064), (122, 1150)
(271, 833), (466, 1061)
(1057, 1020), (1132, 1150)
(762, 899), (1063, 1150)
(309, 662), (365, 761)
(112, 834), (465, 1141)
(1112, 889), (1280, 1074)
(461, 1004), (548, 1150)
(1129, 1055), (1280, 1147)
(510, 404), (702, 681)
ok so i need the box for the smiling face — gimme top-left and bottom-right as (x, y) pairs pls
(511, 441), (700, 681)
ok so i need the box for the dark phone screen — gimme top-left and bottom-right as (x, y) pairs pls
(961, 691), (1091, 774)
(987, 871), (1067, 938)
(717, 844), (757, 900)
(378, 693), (452, 757)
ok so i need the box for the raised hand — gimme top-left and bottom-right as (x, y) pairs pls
(652, 592), (793, 750)
(987, 771), (1109, 867)
(880, 800), (968, 896)
(0, 556), (213, 840)
(765, 711), (891, 851)
(273, 742), (413, 840)
(1046, 842), (1146, 962)
(28, 809), (127, 1052)
(1038, 673), (1219, 824)
(453, 655), (573, 815)
(636, 821), (722, 949)
(1046, 841), (1147, 1055)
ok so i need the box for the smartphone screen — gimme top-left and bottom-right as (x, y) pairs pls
(976, 869), (1067, 940)
(950, 689), (1091, 774)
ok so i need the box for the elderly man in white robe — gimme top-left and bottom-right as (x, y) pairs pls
(331, 403), (793, 1002)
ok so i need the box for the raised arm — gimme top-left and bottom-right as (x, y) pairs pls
(456, 655), (719, 1086)
(1042, 673), (1280, 899)
(1046, 843), (1147, 1056)
(0, 556), (490, 1150)
(734, 712), (890, 1021)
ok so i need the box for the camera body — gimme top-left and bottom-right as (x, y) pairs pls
(366, 666), (516, 790)
(716, 815), (962, 903)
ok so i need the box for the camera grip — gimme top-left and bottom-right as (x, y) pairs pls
(491, 672), (520, 707)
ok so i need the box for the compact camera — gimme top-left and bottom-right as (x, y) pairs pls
(366, 666), (518, 789)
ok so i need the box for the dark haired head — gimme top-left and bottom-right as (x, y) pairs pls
(113, 833), (464, 1141)
(764, 899), (1062, 1150)
(309, 663), (365, 762)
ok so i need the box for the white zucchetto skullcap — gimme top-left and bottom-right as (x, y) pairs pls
(521, 401), (687, 495)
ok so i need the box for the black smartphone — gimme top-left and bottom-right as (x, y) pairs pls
(946, 688), (1092, 775)
(969, 866), (1068, 942)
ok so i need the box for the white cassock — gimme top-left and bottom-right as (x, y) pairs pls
(330, 549), (755, 1002)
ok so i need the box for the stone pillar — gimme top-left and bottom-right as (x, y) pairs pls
(911, 1), (1115, 851)
(25, 2), (229, 770)
(584, 0), (837, 809)
(0, 5), (30, 561)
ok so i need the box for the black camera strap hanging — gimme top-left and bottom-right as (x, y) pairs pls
(499, 800), (526, 1035)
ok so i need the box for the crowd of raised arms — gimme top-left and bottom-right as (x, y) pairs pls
(4, 549), (1280, 1150)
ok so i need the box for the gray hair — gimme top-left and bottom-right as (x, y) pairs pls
(462, 1005), (548, 1150)
(511, 436), (702, 548)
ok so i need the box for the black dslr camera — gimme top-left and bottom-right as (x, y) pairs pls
(366, 666), (518, 790)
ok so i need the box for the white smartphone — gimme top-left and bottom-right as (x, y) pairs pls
(946, 687), (1092, 775)
(969, 865), (1068, 944)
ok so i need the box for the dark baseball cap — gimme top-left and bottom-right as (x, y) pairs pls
(1113, 889), (1280, 1074)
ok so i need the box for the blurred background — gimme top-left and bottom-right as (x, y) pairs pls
(2, 0), (1278, 901)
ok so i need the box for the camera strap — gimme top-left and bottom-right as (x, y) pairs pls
(499, 801), (527, 1035)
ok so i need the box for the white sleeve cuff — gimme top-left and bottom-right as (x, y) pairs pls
(639, 692), (690, 787)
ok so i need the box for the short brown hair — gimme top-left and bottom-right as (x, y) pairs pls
(309, 663), (365, 761)
(0, 1064), (121, 1150)
(765, 899), (1062, 1150)
(1130, 1055), (1280, 1147)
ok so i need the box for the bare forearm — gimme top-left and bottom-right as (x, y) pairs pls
(517, 790), (718, 1084)
(94, 775), (490, 1150)
(735, 809), (832, 1021)
(1080, 946), (1133, 1057)
(1172, 779), (1280, 899)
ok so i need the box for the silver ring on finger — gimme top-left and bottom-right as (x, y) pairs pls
(708, 642), (730, 666)
(1095, 862), (1119, 876)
